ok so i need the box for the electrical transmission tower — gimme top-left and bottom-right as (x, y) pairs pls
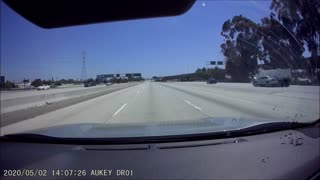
(81, 51), (87, 81)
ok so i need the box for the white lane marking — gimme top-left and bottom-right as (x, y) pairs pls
(112, 103), (128, 117)
(184, 100), (202, 111)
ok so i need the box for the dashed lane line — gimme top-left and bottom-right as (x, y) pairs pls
(112, 103), (128, 117)
(184, 100), (202, 111)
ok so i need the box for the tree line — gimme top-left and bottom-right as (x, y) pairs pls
(194, 67), (226, 81)
(221, 0), (319, 82)
(0, 81), (18, 89)
(31, 78), (81, 87)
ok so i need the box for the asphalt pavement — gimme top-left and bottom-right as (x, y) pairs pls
(0, 83), (134, 113)
(1, 81), (319, 135)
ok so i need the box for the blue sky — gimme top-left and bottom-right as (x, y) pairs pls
(1, 0), (273, 82)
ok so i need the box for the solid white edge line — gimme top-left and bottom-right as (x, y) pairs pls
(184, 100), (202, 111)
(112, 103), (128, 117)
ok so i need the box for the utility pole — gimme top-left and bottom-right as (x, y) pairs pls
(81, 51), (87, 81)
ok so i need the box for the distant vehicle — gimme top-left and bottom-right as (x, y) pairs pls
(84, 82), (96, 87)
(254, 68), (291, 87)
(49, 84), (58, 88)
(252, 76), (279, 87)
(296, 77), (312, 85)
(106, 82), (113, 86)
(207, 78), (217, 84)
(37, 84), (50, 90)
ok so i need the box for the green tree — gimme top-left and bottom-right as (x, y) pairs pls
(259, 17), (305, 70)
(207, 67), (226, 80)
(54, 81), (62, 86)
(195, 68), (202, 74)
(42, 80), (53, 85)
(31, 79), (43, 87)
(270, 0), (320, 77)
(3, 81), (17, 89)
(67, 79), (74, 83)
(220, 15), (261, 81)
(87, 78), (94, 82)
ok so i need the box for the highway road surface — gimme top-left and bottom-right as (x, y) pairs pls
(1, 81), (319, 135)
(0, 83), (135, 113)
(1, 84), (100, 100)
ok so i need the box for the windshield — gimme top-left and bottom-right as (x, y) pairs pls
(1, 0), (319, 138)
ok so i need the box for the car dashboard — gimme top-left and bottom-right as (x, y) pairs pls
(1, 123), (320, 180)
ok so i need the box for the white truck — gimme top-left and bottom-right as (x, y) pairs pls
(253, 68), (292, 87)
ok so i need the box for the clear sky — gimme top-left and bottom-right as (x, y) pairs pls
(1, 0), (272, 82)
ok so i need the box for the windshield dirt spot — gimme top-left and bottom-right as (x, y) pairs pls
(280, 132), (304, 146)
(261, 156), (270, 164)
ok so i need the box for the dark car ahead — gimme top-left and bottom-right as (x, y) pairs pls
(84, 82), (96, 87)
(106, 82), (113, 86)
(207, 78), (217, 84)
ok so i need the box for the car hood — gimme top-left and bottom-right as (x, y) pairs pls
(17, 117), (278, 138)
